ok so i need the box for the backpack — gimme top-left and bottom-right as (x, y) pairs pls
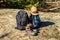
(30, 15), (41, 29)
(16, 10), (29, 30)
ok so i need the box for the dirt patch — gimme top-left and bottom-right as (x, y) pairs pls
(0, 9), (60, 40)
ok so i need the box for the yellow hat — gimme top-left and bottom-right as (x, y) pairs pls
(30, 6), (39, 15)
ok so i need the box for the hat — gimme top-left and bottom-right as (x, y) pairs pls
(30, 6), (39, 15)
(30, 12), (39, 15)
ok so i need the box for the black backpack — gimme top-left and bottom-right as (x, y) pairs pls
(16, 10), (29, 30)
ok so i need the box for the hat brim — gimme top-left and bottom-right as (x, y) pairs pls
(31, 13), (39, 15)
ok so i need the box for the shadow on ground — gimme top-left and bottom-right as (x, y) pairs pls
(35, 21), (55, 36)
(36, 21), (55, 29)
(40, 21), (55, 28)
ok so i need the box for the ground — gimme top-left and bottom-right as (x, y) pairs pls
(0, 9), (60, 40)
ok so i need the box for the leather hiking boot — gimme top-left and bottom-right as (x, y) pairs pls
(25, 24), (37, 36)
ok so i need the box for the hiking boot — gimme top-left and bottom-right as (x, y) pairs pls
(25, 23), (38, 36)
(26, 29), (37, 36)
(33, 28), (40, 33)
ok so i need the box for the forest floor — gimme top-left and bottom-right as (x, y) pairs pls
(0, 9), (60, 40)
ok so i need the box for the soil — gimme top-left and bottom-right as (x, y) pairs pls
(0, 9), (60, 40)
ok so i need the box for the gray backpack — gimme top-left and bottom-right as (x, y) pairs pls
(16, 10), (29, 30)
